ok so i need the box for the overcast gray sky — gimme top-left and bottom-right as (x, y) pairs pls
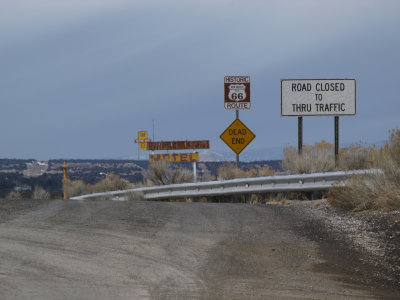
(1, 0), (399, 160)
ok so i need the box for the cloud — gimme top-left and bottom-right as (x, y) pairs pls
(0, 0), (399, 159)
(0, 0), (134, 45)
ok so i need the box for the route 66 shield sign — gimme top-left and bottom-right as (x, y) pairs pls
(228, 84), (247, 101)
(224, 76), (250, 109)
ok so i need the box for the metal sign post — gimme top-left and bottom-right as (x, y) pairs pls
(224, 76), (252, 168)
(298, 116), (303, 155)
(236, 109), (239, 167)
(192, 150), (197, 182)
(334, 116), (339, 167)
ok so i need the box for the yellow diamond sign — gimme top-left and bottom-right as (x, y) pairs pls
(220, 118), (256, 155)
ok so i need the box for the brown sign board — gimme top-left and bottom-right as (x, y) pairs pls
(224, 76), (250, 109)
(147, 140), (209, 151)
(220, 118), (255, 155)
(149, 153), (199, 163)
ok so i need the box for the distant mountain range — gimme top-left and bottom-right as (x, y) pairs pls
(121, 140), (386, 162)
(198, 147), (284, 162)
(121, 147), (285, 162)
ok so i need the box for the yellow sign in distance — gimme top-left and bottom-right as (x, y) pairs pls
(220, 118), (255, 155)
(138, 131), (148, 150)
(149, 152), (199, 163)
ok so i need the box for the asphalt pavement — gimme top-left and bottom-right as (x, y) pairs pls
(0, 199), (398, 299)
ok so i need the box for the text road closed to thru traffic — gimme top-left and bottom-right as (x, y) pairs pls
(281, 79), (356, 116)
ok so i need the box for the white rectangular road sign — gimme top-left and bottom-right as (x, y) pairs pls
(281, 79), (356, 116)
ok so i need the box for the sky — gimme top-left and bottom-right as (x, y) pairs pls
(1, 0), (399, 160)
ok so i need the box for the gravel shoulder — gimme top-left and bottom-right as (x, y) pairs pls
(274, 200), (400, 288)
(0, 198), (398, 299)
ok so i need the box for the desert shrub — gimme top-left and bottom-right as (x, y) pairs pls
(6, 191), (23, 199)
(143, 161), (170, 185)
(217, 162), (257, 180)
(256, 165), (275, 177)
(328, 175), (377, 211)
(32, 186), (50, 200)
(338, 143), (377, 170)
(125, 190), (144, 201)
(249, 194), (269, 204)
(171, 168), (194, 184)
(62, 173), (134, 199)
(143, 160), (194, 186)
(200, 169), (216, 182)
(217, 163), (275, 180)
(282, 140), (335, 174)
(91, 172), (133, 193)
(265, 193), (287, 204)
(63, 178), (89, 199)
(328, 129), (400, 211)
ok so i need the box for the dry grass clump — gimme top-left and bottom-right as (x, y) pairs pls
(91, 172), (133, 193)
(265, 193), (288, 205)
(338, 143), (377, 170)
(125, 190), (144, 201)
(282, 140), (335, 174)
(171, 168), (193, 184)
(248, 193), (287, 204)
(217, 163), (274, 180)
(283, 140), (377, 173)
(144, 160), (170, 185)
(32, 186), (50, 200)
(328, 129), (400, 211)
(63, 178), (90, 199)
(6, 191), (23, 199)
(143, 161), (194, 186)
(63, 172), (133, 199)
(200, 169), (216, 182)
(217, 163), (256, 180)
(256, 165), (275, 176)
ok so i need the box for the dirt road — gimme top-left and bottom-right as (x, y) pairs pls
(0, 199), (398, 299)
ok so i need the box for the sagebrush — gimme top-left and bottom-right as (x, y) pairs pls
(217, 162), (274, 180)
(143, 160), (194, 186)
(63, 172), (133, 199)
(328, 129), (400, 211)
(32, 186), (50, 200)
(6, 191), (22, 199)
(282, 140), (377, 174)
(282, 140), (335, 174)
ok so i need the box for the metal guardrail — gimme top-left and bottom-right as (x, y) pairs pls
(70, 170), (372, 201)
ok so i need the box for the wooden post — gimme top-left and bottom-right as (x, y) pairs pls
(61, 162), (69, 200)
